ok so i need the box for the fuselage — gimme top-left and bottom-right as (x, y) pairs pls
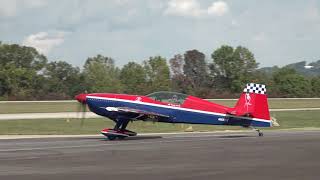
(83, 93), (271, 127)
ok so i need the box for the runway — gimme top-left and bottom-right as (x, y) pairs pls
(1, 130), (320, 180)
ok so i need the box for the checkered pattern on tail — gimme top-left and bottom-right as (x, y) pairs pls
(243, 83), (267, 95)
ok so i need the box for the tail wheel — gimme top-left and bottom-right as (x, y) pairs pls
(258, 132), (264, 137)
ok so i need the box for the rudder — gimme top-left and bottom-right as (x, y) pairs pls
(230, 83), (270, 121)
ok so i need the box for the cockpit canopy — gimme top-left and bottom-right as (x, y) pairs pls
(146, 91), (188, 105)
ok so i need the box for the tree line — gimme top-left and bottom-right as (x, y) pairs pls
(0, 42), (319, 100)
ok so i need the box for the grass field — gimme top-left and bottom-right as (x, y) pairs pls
(0, 110), (319, 135)
(0, 101), (78, 114)
(1, 99), (320, 114)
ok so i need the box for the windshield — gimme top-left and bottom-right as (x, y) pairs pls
(146, 91), (188, 105)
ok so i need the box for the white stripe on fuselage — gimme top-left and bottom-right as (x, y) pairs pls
(86, 96), (271, 124)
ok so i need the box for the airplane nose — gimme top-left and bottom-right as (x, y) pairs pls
(75, 93), (87, 104)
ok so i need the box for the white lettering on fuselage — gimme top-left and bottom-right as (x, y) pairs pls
(105, 107), (119, 111)
(135, 97), (142, 102)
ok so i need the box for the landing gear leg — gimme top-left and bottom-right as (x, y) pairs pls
(113, 117), (127, 131)
(116, 116), (137, 136)
(120, 119), (130, 131)
(250, 126), (263, 137)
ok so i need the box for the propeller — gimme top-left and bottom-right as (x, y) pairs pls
(75, 93), (88, 127)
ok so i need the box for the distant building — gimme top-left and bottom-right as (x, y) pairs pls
(304, 65), (314, 69)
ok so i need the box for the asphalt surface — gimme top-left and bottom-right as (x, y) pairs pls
(0, 131), (320, 180)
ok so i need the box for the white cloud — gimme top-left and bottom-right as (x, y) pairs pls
(164, 0), (229, 18)
(164, 0), (204, 17)
(22, 31), (67, 55)
(208, 1), (229, 16)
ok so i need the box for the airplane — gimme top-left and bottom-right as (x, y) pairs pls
(75, 83), (271, 140)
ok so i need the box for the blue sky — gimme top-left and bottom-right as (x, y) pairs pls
(0, 0), (319, 68)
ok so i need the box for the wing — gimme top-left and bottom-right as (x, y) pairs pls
(103, 106), (170, 120)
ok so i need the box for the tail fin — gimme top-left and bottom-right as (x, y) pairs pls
(232, 83), (270, 120)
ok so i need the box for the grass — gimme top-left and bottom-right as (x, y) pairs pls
(1, 99), (320, 114)
(0, 102), (79, 114)
(270, 110), (320, 129)
(0, 110), (319, 135)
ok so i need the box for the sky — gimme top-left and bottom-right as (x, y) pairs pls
(0, 0), (320, 68)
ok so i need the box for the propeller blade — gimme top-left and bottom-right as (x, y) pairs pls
(76, 102), (82, 119)
(80, 103), (86, 127)
(75, 93), (88, 127)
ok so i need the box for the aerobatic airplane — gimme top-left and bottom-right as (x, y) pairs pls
(75, 83), (271, 140)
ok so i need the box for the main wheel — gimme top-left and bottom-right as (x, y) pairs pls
(107, 135), (117, 140)
(258, 132), (264, 137)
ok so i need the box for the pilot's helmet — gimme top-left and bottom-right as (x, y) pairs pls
(172, 94), (178, 101)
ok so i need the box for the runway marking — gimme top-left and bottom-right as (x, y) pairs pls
(0, 134), (251, 152)
(0, 131), (254, 140)
(2, 128), (320, 140)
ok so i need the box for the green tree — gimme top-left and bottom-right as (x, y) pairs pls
(0, 43), (47, 99)
(0, 70), (9, 97)
(0, 64), (36, 99)
(44, 61), (84, 98)
(211, 45), (259, 92)
(0, 44), (46, 70)
(83, 55), (122, 93)
(169, 54), (188, 93)
(120, 62), (147, 95)
(170, 54), (184, 78)
(311, 76), (320, 97)
(143, 56), (170, 93)
(272, 68), (313, 97)
(183, 50), (210, 96)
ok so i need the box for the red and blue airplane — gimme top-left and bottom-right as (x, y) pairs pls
(75, 83), (271, 140)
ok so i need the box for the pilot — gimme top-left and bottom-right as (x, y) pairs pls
(171, 94), (179, 104)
